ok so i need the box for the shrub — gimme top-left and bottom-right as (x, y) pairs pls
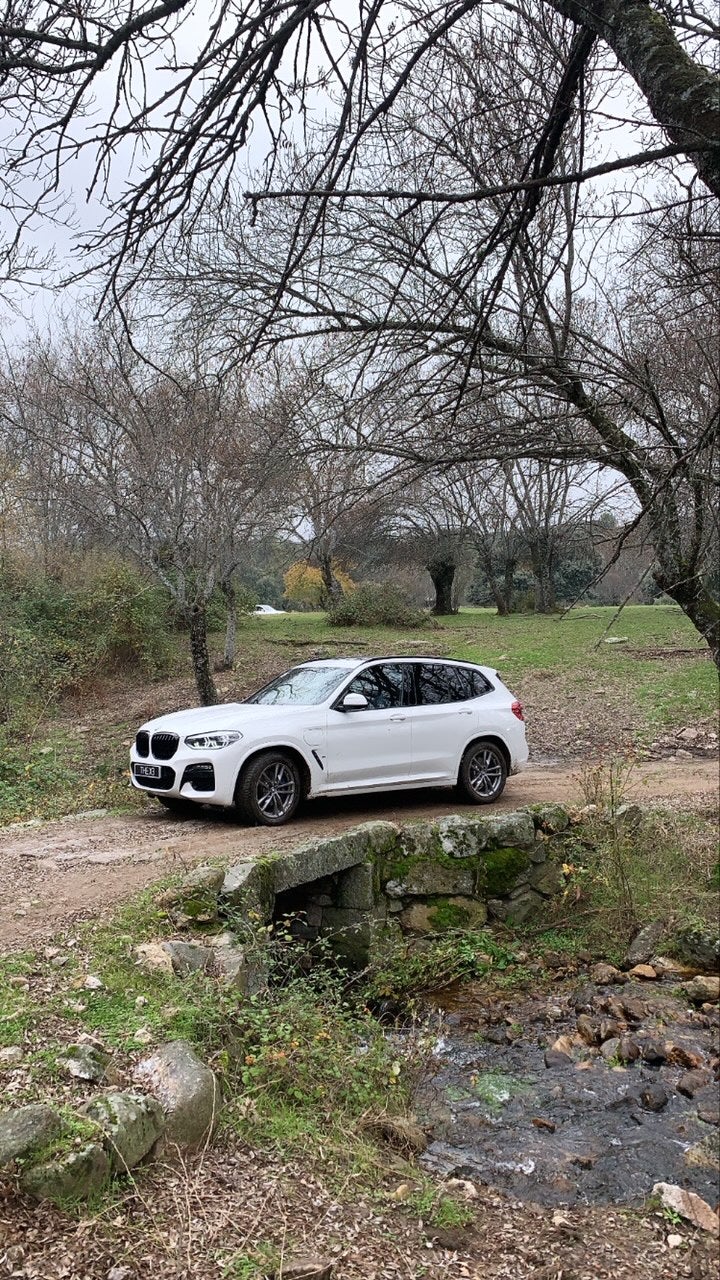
(283, 560), (355, 608)
(327, 581), (426, 628)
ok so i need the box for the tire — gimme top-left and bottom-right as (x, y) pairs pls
(157, 796), (199, 817)
(235, 751), (302, 826)
(457, 740), (507, 805)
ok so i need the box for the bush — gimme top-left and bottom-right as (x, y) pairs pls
(327, 582), (426, 628)
(0, 554), (173, 720)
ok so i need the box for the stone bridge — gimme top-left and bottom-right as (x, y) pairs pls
(219, 804), (570, 966)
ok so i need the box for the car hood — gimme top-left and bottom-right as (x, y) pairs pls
(141, 702), (314, 734)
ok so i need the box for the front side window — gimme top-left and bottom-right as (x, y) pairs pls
(247, 665), (348, 705)
(342, 663), (407, 710)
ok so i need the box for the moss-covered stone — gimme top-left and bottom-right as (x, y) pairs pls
(483, 847), (531, 896)
(530, 803), (570, 833)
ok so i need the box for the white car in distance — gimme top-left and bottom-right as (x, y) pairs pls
(130, 657), (528, 825)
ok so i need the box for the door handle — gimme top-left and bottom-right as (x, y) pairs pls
(458, 708), (474, 715)
(389, 714), (407, 722)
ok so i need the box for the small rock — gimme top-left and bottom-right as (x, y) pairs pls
(677, 1069), (712, 1098)
(697, 1097), (720, 1126)
(133, 1028), (154, 1045)
(108, 1268), (134, 1280)
(651, 956), (697, 979)
(83, 975), (104, 990)
(544, 1049), (573, 1069)
(135, 942), (175, 974)
(0, 1046), (23, 1065)
(277, 1259), (333, 1280)
(678, 728), (699, 743)
(617, 1035), (641, 1064)
(575, 1015), (600, 1046)
(591, 963), (626, 986)
(640, 1082), (669, 1111)
(620, 997), (646, 1022)
(531, 1117), (556, 1133)
(599, 1019), (624, 1043)
(652, 1182), (720, 1234)
(389, 1182), (413, 1201)
(666, 1044), (704, 1070)
(445, 1177), (479, 1198)
(600, 1038), (620, 1062)
(58, 1043), (111, 1083)
(641, 1038), (668, 1064)
(667, 1234), (684, 1249)
(613, 802), (642, 828)
(0, 1105), (62, 1167)
(627, 964), (657, 981)
(683, 976), (720, 1004)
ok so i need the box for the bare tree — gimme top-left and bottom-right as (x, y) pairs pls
(1, 324), (287, 702)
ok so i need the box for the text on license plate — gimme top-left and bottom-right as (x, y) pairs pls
(135, 764), (161, 779)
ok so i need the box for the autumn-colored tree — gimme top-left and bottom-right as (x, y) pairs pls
(283, 561), (354, 609)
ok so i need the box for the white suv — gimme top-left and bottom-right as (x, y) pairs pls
(130, 657), (528, 825)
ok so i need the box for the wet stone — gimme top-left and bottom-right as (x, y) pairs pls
(591, 963), (626, 986)
(677, 1069), (712, 1098)
(544, 1049), (573, 1069)
(640, 1083), (669, 1112)
(696, 1093), (720, 1127)
(617, 1035), (641, 1064)
(576, 1015), (601, 1046)
(600, 1038), (620, 1062)
(640, 1038), (668, 1064)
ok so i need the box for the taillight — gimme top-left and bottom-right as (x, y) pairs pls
(511, 701), (524, 721)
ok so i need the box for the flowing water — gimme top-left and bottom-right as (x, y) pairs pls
(414, 976), (720, 1206)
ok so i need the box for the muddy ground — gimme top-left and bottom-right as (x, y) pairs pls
(1, 757), (718, 951)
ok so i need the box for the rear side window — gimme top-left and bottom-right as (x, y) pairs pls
(416, 663), (489, 704)
(343, 663), (408, 709)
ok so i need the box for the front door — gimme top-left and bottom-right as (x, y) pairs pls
(324, 663), (412, 787)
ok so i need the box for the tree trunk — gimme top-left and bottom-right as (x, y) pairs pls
(220, 579), (237, 669)
(428, 559), (457, 615)
(654, 570), (720, 669)
(319, 552), (343, 605)
(529, 545), (557, 614)
(189, 606), (218, 705)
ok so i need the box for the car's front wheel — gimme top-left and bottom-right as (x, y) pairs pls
(457, 740), (507, 805)
(235, 751), (302, 826)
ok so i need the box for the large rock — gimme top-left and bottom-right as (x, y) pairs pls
(273, 832), (372, 892)
(482, 811), (536, 850)
(0, 1104), (62, 1167)
(682, 975), (720, 1004)
(211, 945), (269, 995)
(400, 897), (487, 935)
(435, 816), (486, 860)
(527, 860), (564, 897)
(221, 859), (275, 920)
(133, 1041), (221, 1147)
(674, 924), (720, 974)
(81, 1091), (165, 1172)
(337, 862), (375, 909)
(385, 862), (475, 898)
(160, 864), (225, 923)
(162, 940), (215, 976)
(652, 1182), (719, 1234)
(21, 1143), (111, 1203)
(530, 803), (570, 833)
(624, 920), (665, 968)
(503, 884), (544, 924)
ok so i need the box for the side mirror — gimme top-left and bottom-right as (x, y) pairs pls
(341, 692), (369, 711)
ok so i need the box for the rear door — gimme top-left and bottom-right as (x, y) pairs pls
(324, 662), (413, 787)
(409, 662), (485, 781)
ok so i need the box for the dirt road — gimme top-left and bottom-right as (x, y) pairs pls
(1, 758), (717, 950)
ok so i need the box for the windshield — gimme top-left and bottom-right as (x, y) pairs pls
(246, 665), (349, 706)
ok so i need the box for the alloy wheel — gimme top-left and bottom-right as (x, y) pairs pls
(467, 748), (504, 798)
(255, 760), (297, 820)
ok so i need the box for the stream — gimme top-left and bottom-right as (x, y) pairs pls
(414, 973), (720, 1207)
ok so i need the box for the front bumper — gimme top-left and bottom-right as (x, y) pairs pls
(130, 745), (239, 806)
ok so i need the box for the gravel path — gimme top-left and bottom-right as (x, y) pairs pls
(1, 757), (717, 951)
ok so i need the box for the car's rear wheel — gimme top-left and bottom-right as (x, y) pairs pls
(457, 740), (507, 805)
(235, 751), (302, 826)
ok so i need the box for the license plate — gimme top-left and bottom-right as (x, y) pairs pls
(135, 764), (161, 779)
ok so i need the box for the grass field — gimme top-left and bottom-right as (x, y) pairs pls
(0, 604), (716, 825)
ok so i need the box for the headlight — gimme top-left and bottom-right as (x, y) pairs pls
(184, 731), (242, 750)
